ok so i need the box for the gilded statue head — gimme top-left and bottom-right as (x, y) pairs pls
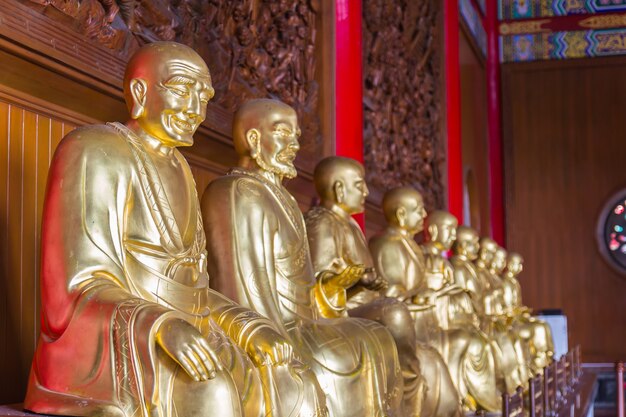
(124, 41), (215, 147)
(382, 186), (426, 235)
(233, 99), (301, 179)
(506, 252), (524, 277)
(452, 225), (480, 260)
(491, 247), (508, 273)
(477, 237), (498, 266)
(424, 210), (458, 250)
(314, 156), (369, 215)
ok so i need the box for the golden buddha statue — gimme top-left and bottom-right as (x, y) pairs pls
(503, 253), (555, 373)
(305, 161), (462, 417)
(419, 210), (500, 411)
(472, 238), (527, 392)
(369, 187), (499, 413)
(475, 237), (505, 316)
(24, 42), (329, 417)
(201, 99), (404, 417)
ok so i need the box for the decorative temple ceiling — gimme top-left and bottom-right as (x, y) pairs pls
(498, 0), (626, 61)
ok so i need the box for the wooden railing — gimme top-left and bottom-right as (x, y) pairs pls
(500, 345), (590, 417)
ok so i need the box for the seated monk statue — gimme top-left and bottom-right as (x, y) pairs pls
(490, 247), (532, 385)
(370, 189), (499, 413)
(304, 160), (462, 417)
(451, 229), (526, 394)
(201, 98), (404, 417)
(420, 211), (502, 412)
(502, 253), (554, 374)
(24, 42), (327, 417)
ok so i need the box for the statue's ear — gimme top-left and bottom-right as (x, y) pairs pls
(129, 78), (147, 119)
(396, 207), (407, 227)
(427, 224), (438, 240)
(245, 128), (261, 159)
(333, 181), (344, 204)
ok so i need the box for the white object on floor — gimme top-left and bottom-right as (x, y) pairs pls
(536, 313), (568, 358)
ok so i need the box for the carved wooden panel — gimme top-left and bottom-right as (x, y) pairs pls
(15, 0), (323, 172)
(362, 0), (445, 211)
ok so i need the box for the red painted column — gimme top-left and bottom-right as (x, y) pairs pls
(485, 0), (505, 244)
(444, 0), (464, 221)
(335, 0), (364, 227)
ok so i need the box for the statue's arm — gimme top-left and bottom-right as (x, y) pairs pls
(369, 239), (408, 298)
(202, 179), (285, 328)
(305, 210), (347, 276)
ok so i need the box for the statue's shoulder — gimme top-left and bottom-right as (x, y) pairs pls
(304, 205), (333, 225)
(55, 123), (131, 161)
(205, 171), (271, 204)
(369, 230), (400, 246)
(369, 231), (403, 254)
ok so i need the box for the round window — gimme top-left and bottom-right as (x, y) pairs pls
(596, 190), (626, 274)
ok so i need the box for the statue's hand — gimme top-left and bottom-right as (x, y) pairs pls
(360, 268), (388, 291)
(325, 264), (366, 288)
(156, 317), (222, 381)
(245, 325), (293, 367)
(412, 288), (437, 305)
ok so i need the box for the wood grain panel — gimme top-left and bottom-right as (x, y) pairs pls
(0, 100), (76, 403)
(502, 56), (626, 363)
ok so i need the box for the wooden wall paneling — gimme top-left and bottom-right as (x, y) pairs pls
(0, 98), (77, 402)
(502, 56), (626, 362)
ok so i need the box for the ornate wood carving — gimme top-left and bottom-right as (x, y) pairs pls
(20, 0), (322, 167)
(362, 0), (445, 211)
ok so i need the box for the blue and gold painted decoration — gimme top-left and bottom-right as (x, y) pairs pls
(500, 27), (626, 61)
(460, 0), (488, 55)
(499, 0), (626, 20)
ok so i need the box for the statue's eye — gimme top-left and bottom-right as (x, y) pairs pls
(169, 87), (188, 97)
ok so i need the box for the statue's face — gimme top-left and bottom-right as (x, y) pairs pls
(254, 107), (301, 179)
(492, 250), (507, 272)
(434, 222), (457, 249)
(507, 258), (523, 276)
(339, 167), (369, 215)
(464, 236), (480, 260)
(478, 245), (496, 265)
(138, 59), (214, 147)
(403, 196), (427, 234)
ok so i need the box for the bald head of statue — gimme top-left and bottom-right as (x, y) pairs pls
(123, 41), (214, 147)
(232, 98), (301, 179)
(492, 246), (508, 273)
(424, 210), (458, 250)
(382, 186), (427, 235)
(477, 237), (498, 266)
(314, 156), (369, 215)
(452, 225), (480, 260)
(505, 252), (524, 277)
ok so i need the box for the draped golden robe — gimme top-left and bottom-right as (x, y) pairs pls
(24, 124), (323, 417)
(305, 207), (462, 417)
(467, 261), (528, 392)
(501, 274), (554, 373)
(370, 229), (500, 412)
(202, 168), (404, 417)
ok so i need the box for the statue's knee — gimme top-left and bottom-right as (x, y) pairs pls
(381, 300), (413, 330)
(174, 370), (242, 417)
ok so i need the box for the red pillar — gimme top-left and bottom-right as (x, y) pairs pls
(444, 0), (464, 221)
(485, 0), (505, 244)
(335, 0), (364, 227)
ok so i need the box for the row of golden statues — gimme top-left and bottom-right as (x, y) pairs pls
(22, 42), (553, 417)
